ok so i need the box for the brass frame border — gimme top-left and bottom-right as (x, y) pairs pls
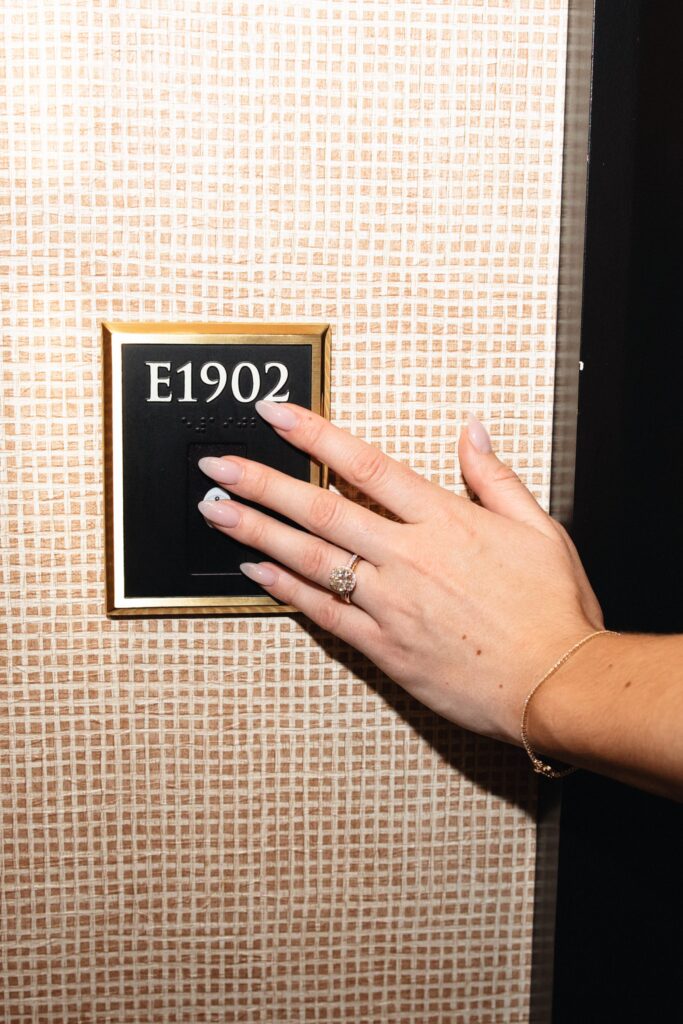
(101, 321), (331, 617)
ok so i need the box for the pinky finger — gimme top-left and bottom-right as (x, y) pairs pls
(240, 560), (382, 652)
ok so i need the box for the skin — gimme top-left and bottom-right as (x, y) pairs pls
(197, 401), (683, 803)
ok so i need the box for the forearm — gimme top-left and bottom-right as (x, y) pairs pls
(524, 632), (683, 802)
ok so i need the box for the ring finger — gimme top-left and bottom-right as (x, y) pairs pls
(197, 497), (382, 616)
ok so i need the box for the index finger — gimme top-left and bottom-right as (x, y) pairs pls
(254, 400), (451, 523)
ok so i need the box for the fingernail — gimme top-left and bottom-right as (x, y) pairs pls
(198, 456), (243, 484)
(466, 412), (492, 454)
(198, 499), (241, 527)
(240, 561), (278, 586)
(255, 400), (297, 430)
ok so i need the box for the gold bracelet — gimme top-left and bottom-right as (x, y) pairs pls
(520, 629), (621, 779)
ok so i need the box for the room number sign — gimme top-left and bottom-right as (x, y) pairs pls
(102, 321), (330, 617)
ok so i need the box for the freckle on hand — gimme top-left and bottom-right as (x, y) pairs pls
(461, 634), (467, 640)
(476, 649), (481, 656)
(624, 680), (632, 688)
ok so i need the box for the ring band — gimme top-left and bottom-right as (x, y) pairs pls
(329, 553), (361, 603)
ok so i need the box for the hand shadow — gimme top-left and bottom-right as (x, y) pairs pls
(295, 615), (537, 816)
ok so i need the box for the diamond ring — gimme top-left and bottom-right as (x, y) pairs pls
(329, 553), (361, 603)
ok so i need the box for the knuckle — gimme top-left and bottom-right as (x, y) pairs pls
(274, 572), (297, 605)
(246, 514), (268, 550)
(308, 490), (343, 534)
(430, 499), (460, 531)
(554, 520), (570, 542)
(300, 539), (328, 580)
(346, 446), (388, 488)
(553, 519), (577, 550)
(491, 462), (521, 487)
(429, 495), (474, 538)
(316, 597), (343, 635)
(245, 463), (269, 503)
(454, 507), (477, 541)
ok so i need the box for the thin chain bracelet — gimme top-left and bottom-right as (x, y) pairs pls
(520, 629), (621, 779)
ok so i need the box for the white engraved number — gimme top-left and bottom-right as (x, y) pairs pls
(231, 362), (261, 403)
(200, 361), (228, 402)
(146, 359), (291, 403)
(175, 361), (197, 403)
(263, 362), (290, 402)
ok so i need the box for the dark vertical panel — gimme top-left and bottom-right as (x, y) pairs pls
(530, 3), (595, 1021)
(553, 2), (683, 1021)
(548, 0), (595, 530)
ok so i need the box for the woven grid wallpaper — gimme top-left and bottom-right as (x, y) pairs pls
(1, 1), (568, 1021)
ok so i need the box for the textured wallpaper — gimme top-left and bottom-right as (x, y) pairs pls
(1, 2), (568, 1021)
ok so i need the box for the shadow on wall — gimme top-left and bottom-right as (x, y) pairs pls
(302, 620), (536, 814)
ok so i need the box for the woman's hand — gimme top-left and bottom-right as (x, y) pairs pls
(197, 401), (604, 748)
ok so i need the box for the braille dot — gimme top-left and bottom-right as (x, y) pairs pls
(209, 417), (215, 423)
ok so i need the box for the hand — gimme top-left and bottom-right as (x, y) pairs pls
(197, 401), (604, 747)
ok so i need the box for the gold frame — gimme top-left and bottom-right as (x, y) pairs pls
(102, 321), (331, 617)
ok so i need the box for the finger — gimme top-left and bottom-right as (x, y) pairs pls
(253, 400), (453, 524)
(198, 454), (398, 563)
(197, 497), (381, 616)
(458, 413), (559, 541)
(239, 560), (383, 653)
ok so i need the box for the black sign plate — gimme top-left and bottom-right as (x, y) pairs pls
(102, 322), (330, 616)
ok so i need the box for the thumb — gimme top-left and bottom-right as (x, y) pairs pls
(460, 413), (605, 626)
(458, 412), (556, 538)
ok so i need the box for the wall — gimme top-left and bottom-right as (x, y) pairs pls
(1, 2), (568, 1021)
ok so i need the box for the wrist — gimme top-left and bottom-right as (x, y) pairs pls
(518, 630), (683, 801)
(524, 630), (624, 765)
(494, 623), (606, 749)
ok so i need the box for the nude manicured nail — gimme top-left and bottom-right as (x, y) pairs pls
(255, 400), (297, 430)
(198, 499), (241, 527)
(467, 412), (492, 454)
(198, 456), (243, 484)
(240, 562), (278, 586)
